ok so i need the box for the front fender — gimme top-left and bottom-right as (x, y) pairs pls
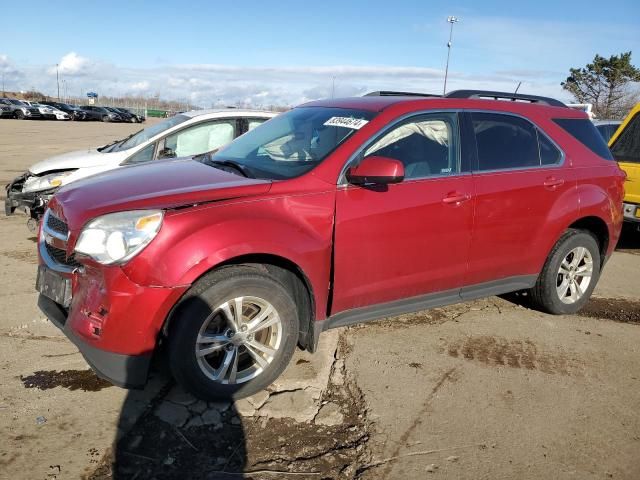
(123, 191), (336, 321)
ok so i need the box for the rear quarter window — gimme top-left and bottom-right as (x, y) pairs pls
(553, 118), (613, 160)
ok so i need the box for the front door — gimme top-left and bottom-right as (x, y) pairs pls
(332, 112), (474, 313)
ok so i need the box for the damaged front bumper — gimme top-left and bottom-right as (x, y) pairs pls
(5, 173), (55, 218)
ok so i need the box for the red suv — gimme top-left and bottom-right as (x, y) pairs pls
(36, 90), (625, 399)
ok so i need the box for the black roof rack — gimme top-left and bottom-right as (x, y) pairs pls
(364, 91), (441, 98)
(445, 90), (566, 108)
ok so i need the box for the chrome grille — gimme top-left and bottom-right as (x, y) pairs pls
(46, 213), (69, 237)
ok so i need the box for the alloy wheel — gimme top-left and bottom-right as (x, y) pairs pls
(195, 296), (282, 384)
(556, 246), (593, 304)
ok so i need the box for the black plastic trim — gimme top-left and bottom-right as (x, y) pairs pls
(324, 275), (537, 330)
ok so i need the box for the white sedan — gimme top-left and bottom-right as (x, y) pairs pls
(5, 109), (277, 228)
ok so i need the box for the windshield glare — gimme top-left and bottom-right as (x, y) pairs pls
(210, 107), (375, 180)
(112, 114), (190, 152)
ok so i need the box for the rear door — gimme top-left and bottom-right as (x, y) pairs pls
(463, 111), (573, 291)
(332, 112), (474, 313)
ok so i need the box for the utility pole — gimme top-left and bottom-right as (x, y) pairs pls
(443, 16), (459, 96)
(56, 64), (60, 100)
(331, 76), (336, 98)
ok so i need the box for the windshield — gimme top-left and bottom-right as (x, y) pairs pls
(111, 114), (190, 152)
(209, 107), (375, 180)
(611, 112), (640, 164)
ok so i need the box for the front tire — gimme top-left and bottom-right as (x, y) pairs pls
(168, 266), (299, 400)
(102, 115), (110, 122)
(14, 110), (25, 120)
(530, 229), (600, 315)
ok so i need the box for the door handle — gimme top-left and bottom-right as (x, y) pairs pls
(442, 193), (470, 205)
(543, 177), (565, 189)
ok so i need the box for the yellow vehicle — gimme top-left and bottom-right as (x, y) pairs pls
(609, 103), (640, 224)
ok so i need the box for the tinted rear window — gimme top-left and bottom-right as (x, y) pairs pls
(610, 112), (640, 164)
(553, 118), (613, 160)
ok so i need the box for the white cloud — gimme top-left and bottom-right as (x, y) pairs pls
(48, 52), (91, 76)
(0, 49), (585, 107)
(129, 81), (150, 92)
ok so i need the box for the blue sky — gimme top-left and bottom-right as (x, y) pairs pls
(1, 0), (639, 106)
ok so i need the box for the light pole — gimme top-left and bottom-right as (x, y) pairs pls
(331, 75), (336, 98)
(443, 16), (459, 96)
(56, 64), (60, 100)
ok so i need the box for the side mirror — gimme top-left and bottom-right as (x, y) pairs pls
(346, 156), (404, 186)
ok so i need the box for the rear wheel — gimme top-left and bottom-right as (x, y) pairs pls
(530, 229), (600, 314)
(168, 266), (299, 400)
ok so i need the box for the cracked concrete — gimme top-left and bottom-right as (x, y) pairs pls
(152, 329), (341, 428)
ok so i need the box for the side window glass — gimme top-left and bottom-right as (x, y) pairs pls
(538, 131), (562, 165)
(248, 119), (266, 131)
(363, 114), (458, 179)
(124, 143), (155, 165)
(165, 121), (235, 157)
(472, 113), (540, 170)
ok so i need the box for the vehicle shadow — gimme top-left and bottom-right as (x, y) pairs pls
(87, 284), (280, 478)
(91, 372), (248, 479)
(616, 223), (640, 252)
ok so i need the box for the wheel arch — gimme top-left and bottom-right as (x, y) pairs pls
(161, 253), (318, 351)
(567, 216), (610, 267)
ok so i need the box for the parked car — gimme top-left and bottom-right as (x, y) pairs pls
(608, 103), (640, 225)
(34, 90), (625, 399)
(38, 104), (72, 121)
(104, 106), (133, 122)
(593, 120), (622, 142)
(0, 98), (42, 119)
(40, 101), (88, 121)
(5, 109), (276, 227)
(115, 107), (145, 123)
(79, 105), (123, 122)
(29, 103), (71, 120)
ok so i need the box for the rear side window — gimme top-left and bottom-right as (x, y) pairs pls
(610, 113), (640, 164)
(471, 113), (561, 171)
(553, 118), (613, 160)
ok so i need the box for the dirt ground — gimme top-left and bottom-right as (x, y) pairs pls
(0, 118), (639, 479)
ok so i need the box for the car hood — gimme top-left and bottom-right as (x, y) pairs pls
(29, 148), (115, 174)
(51, 158), (272, 230)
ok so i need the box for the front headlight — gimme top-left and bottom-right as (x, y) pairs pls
(74, 210), (163, 265)
(22, 171), (75, 192)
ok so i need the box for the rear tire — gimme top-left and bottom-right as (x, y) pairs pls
(168, 266), (299, 400)
(529, 229), (600, 315)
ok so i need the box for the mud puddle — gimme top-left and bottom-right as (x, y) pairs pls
(20, 369), (113, 392)
(580, 297), (640, 324)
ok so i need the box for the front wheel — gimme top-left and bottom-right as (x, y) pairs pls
(101, 115), (110, 122)
(14, 110), (25, 120)
(168, 266), (299, 400)
(529, 229), (601, 315)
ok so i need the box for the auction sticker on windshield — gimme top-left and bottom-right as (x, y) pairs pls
(324, 117), (369, 129)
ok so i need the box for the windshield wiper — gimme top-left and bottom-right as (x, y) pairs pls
(97, 131), (139, 152)
(202, 158), (255, 178)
